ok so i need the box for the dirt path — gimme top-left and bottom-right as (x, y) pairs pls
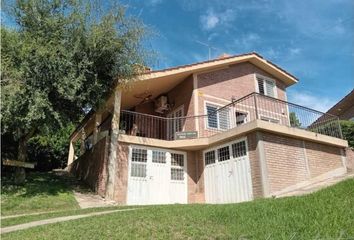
(0, 208), (140, 234)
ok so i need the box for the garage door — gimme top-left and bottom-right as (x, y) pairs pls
(127, 146), (187, 205)
(204, 138), (253, 204)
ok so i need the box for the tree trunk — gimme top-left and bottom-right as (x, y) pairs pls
(15, 136), (28, 184)
(14, 128), (35, 185)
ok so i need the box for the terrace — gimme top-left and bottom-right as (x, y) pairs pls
(118, 92), (343, 141)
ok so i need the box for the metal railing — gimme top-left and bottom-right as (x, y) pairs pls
(119, 93), (342, 141)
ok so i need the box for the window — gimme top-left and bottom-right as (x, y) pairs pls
(171, 153), (184, 181)
(171, 153), (184, 167)
(260, 116), (280, 123)
(168, 106), (184, 140)
(257, 76), (276, 97)
(131, 148), (147, 177)
(171, 168), (184, 180)
(152, 150), (166, 163)
(232, 141), (247, 158)
(205, 150), (216, 166)
(217, 146), (230, 162)
(132, 148), (147, 162)
(206, 105), (218, 128)
(206, 103), (230, 130)
(235, 111), (248, 125)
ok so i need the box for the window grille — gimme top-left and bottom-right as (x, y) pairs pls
(171, 153), (184, 167)
(217, 146), (230, 162)
(131, 164), (147, 177)
(132, 148), (147, 162)
(232, 141), (247, 158)
(131, 148), (147, 177)
(171, 168), (184, 180)
(205, 150), (216, 166)
(206, 105), (218, 128)
(152, 150), (166, 163)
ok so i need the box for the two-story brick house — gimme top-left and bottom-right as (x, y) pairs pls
(67, 52), (349, 205)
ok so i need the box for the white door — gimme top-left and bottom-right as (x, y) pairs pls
(167, 106), (184, 140)
(127, 146), (187, 205)
(204, 138), (253, 204)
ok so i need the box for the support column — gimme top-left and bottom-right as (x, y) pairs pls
(93, 113), (102, 144)
(67, 140), (75, 166)
(80, 129), (86, 155)
(256, 132), (270, 197)
(105, 89), (122, 200)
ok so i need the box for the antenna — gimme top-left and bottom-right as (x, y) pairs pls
(195, 40), (220, 60)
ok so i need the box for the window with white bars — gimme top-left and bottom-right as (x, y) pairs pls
(206, 103), (230, 130)
(131, 148), (147, 178)
(131, 164), (147, 177)
(171, 153), (184, 181)
(171, 153), (184, 167)
(171, 168), (184, 180)
(132, 148), (147, 162)
(206, 105), (218, 128)
(232, 141), (247, 158)
(152, 150), (166, 163)
(217, 146), (230, 162)
(257, 76), (276, 97)
(205, 150), (216, 166)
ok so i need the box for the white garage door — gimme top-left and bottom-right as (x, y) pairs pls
(204, 138), (253, 204)
(127, 146), (187, 205)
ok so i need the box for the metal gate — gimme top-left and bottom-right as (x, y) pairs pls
(204, 138), (253, 203)
(127, 146), (187, 205)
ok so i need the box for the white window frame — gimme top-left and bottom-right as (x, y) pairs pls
(203, 137), (248, 167)
(260, 115), (281, 124)
(204, 101), (231, 130)
(167, 105), (185, 139)
(254, 74), (278, 98)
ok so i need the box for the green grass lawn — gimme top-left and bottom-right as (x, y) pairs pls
(1, 176), (353, 239)
(1, 171), (79, 216)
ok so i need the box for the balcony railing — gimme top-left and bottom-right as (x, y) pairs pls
(119, 93), (342, 141)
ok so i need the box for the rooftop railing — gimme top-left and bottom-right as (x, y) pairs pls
(119, 93), (342, 141)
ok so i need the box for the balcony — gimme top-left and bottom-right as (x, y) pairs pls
(119, 93), (342, 141)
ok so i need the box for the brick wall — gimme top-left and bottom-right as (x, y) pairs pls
(305, 141), (343, 178)
(197, 62), (287, 103)
(345, 147), (354, 172)
(186, 151), (205, 203)
(261, 132), (345, 194)
(261, 133), (309, 193)
(114, 142), (129, 204)
(247, 132), (264, 198)
(69, 137), (108, 197)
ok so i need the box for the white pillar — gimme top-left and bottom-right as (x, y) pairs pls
(67, 140), (75, 166)
(105, 89), (122, 200)
(93, 113), (102, 144)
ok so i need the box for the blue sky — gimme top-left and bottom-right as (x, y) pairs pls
(122, 0), (353, 112)
(2, 0), (353, 112)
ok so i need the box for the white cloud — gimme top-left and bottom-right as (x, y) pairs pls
(289, 47), (301, 55)
(201, 10), (219, 30)
(233, 33), (260, 51)
(288, 90), (336, 113)
(200, 9), (236, 31)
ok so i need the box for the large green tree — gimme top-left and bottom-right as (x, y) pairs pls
(1, 0), (151, 183)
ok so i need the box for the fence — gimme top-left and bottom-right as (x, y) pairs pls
(119, 93), (342, 141)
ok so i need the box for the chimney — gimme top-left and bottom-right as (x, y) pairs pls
(218, 53), (231, 59)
